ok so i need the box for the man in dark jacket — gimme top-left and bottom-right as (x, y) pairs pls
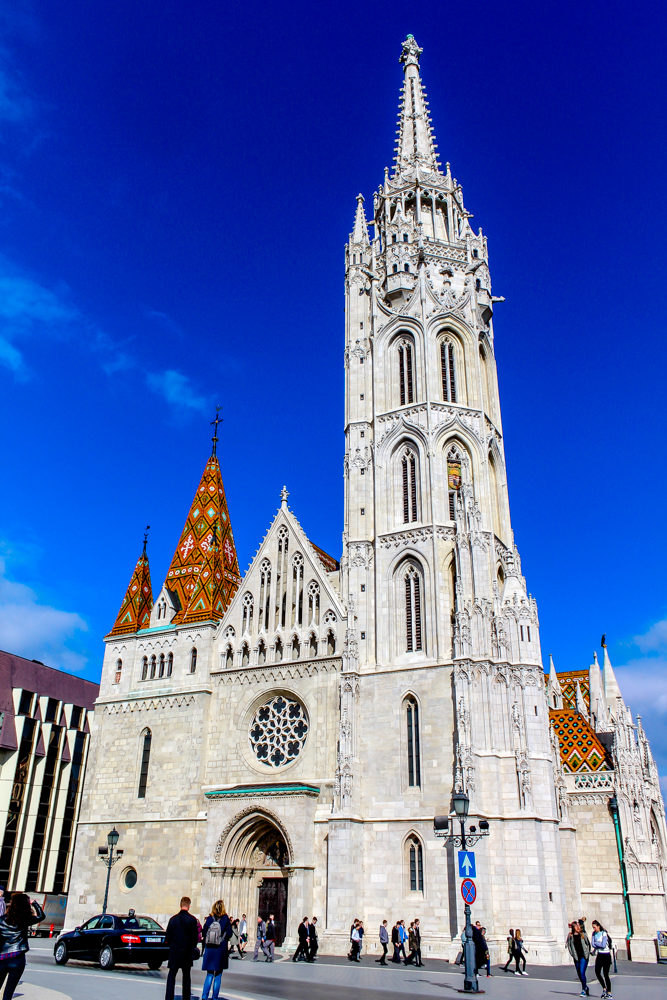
(165, 896), (199, 1000)
(292, 917), (310, 962)
(308, 917), (318, 961)
(391, 921), (400, 962)
(414, 918), (424, 967)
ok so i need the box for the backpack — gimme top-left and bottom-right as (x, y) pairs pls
(206, 919), (222, 947)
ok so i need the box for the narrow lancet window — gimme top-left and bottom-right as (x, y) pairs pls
(138, 730), (151, 799)
(441, 339), (456, 402)
(402, 448), (418, 523)
(406, 697), (422, 787)
(398, 341), (414, 406)
(405, 566), (423, 653)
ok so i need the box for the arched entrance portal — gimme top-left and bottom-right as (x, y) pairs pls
(216, 810), (291, 946)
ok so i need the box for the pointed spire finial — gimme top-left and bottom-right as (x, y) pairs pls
(280, 485), (289, 507)
(400, 34), (423, 69)
(601, 633), (607, 648)
(210, 405), (223, 456)
(142, 524), (150, 556)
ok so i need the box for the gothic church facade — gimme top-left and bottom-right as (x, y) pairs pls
(67, 37), (667, 962)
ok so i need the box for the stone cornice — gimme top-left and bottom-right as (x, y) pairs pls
(212, 657), (341, 685)
(205, 782), (321, 800)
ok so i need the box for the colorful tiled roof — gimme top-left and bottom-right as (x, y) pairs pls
(109, 548), (153, 636)
(164, 454), (241, 624)
(311, 543), (340, 573)
(546, 669), (590, 711)
(549, 708), (610, 772)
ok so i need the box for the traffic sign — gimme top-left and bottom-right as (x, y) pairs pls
(461, 878), (476, 904)
(458, 850), (476, 878)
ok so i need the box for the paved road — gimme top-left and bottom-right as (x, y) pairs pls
(18, 941), (667, 1000)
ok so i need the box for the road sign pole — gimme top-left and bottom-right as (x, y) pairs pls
(463, 902), (479, 992)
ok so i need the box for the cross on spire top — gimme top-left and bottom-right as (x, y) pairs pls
(142, 525), (150, 555)
(211, 406), (223, 456)
(280, 485), (289, 506)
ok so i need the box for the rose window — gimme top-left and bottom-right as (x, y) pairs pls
(249, 695), (308, 768)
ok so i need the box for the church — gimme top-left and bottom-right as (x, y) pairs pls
(66, 36), (667, 962)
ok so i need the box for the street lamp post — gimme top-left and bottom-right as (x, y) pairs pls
(98, 827), (123, 915)
(434, 792), (490, 994)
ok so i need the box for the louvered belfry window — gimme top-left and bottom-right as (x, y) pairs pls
(398, 340), (414, 406)
(402, 448), (418, 523)
(405, 565), (422, 653)
(441, 339), (457, 402)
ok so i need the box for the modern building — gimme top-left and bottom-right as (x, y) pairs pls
(66, 36), (667, 962)
(0, 650), (98, 898)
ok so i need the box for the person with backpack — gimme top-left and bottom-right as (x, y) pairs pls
(591, 921), (613, 999)
(0, 892), (45, 999)
(201, 899), (233, 1000)
(566, 920), (591, 996)
(513, 929), (528, 975)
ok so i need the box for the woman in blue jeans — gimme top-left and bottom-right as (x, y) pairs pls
(566, 921), (591, 997)
(201, 900), (233, 1000)
(0, 893), (45, 999)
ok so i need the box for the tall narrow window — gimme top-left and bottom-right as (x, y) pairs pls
(308, 581), (320, 625)
(141, 656), (148, 680)
(242, 593), (254, 635)
(406, 697), (422, 787)
(159, 653), (165, 678)
(441, 339), (457, 402)
(259, 560), (271, 631)
(402, 447), (418, 523)
(398, 340), (414, 406)
(327, 631), (336, 655)
(190, 648), (197, 673)
(309, 633), (318, 657)
(258, 640), (266, 665)
(225, 645), (234, 668)
(449, 492), (456, 520)
(138, 730), (151, 799)
(115, 659), (122, 684)
(292, 636), (301, 660)
(241, 643), (249, 667)
(292, 554), (304, 627)
(405, 566), (423, 653)
(167, 652), (173, 676)
(275, 638), (283, 662)
(408, 836), (424, 891)
(150, 654), (156, 679)
(275, 528), (289, 628)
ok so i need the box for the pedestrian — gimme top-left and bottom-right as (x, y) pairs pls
(293, 917), (311, 962)
(414, 919), (424, 967)
(406, 921), (417, 964)
(358, 919), (365, 958)
(265, 914), (276, 962)
(376, 920), (389, 965)
(0, 892), (45, 1000)
(308, 917), (318, 961)
(165, 896), (199, 1000)
(201, 899), (233, 1000)
(253, 914), (268, 961)
(349, 920), (361, 962)
(0, 888), (5, 919)
(398, 920), (408, 963)
(481, 927), (492, 976)
(229, 919), (240, 958)
(513, 929), (528, 976)
(591, 921), (613, 999)
(472, 922), (487, 975)
(391, 921), (401, 962)
(502, 928), (515, 972)
(566, 921), (590, 996)
(238, 913), (248, 957)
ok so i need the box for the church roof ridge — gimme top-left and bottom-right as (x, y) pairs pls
(108, 529), (153, 636)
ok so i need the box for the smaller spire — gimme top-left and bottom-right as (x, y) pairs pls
(351, 193), (370, 246)
(210, 406), (223, 457)
(575, 680), (588, 717)
(602, 642), (623, 706)
(109, 533), (154, 636)
(547, 654), (563, 709)
(280, 485), (289, 508)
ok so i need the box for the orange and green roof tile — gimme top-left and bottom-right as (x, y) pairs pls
(108, 548), (153, 636)
(549, 708), (610, 772)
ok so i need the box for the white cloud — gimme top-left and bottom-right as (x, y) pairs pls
(0, 262), (79, 377)
(615, 618), (667, 792)
(633, 618), (667, 654)
(0, 555), (88, 672)
(146, 369), (209, 414)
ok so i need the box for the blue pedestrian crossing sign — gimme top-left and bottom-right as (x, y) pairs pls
(458, 851), (476, 878)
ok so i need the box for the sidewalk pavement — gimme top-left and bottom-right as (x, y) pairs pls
(16, 984), (72, 1000)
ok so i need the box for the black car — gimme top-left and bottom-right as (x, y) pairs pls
(54, 913), (168, 970)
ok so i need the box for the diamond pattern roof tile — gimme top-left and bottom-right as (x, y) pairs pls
(108, 549), (153, 637)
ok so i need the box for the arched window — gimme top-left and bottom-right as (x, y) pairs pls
(258, 559), (271, 631)
(497, 564), (505, 590)
(275, 528), (289, 628)
(407, 835), (424, 891)
(308, 581), (320, 626)
(441, 338), (457, 402)
(138, 730), (152, 799)
(398, 339), (414, 406)
(292, 553), (304, 627)
(275, 638), (283, 662)
(150, 654), (157, 680)
(157, 599), (167, 620)
(114, 658), (122, 684)
(446, 445), (465, 521)
(405, 696), (421, 787)
(241, 643), (249, 667)
(309, 633), (318, 657)
(141, 656), (148, 680)
(225, 645), (234, 668)
(327, 631), (336, 655)
(258, 640), (266, 665)
(167, 652), (173, 677)
(401, 447), (419, 523)
(158, 653), (165, 678)
(292, 636), (301, 660)
(404, 565), (423, 653)
(242, 592), (254, 635)
(190, 648), (197, 674)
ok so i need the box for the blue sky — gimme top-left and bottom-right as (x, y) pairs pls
(0, 1), (665, 783)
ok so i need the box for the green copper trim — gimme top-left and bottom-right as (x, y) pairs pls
(205, 782), (320, 799)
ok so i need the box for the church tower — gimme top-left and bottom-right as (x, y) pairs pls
(334, 34), (567, 960)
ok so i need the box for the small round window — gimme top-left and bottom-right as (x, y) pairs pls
(249, 695), (308, 768)
(121, 867), (137, 891)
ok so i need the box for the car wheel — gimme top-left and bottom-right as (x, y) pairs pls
(54, 941), (68, 965)
(99, 944), (115, 970)
(148, 960), (162, 970)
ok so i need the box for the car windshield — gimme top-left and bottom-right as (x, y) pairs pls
(124, 917), (163, 930)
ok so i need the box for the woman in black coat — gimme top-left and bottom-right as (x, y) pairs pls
(201, 900), (233, 1000)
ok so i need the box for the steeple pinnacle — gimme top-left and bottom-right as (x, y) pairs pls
(351, 193), (370, 246)
(393, 35), (440, 177)
(163, 453), (241, 624)
(602, 642), (623, 707)
(108, 533), (153, 636)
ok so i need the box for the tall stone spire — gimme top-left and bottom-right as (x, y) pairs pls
(351, 193), (370, 246)
(601, 641), (623, 708)
(164, 446), (241, 625)
(393, 34), (441, 177)
(547, 655), (563, 709)
(108, 528), (153, 636)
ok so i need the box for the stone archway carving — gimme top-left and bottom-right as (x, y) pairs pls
(213, 805), (294, 865)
